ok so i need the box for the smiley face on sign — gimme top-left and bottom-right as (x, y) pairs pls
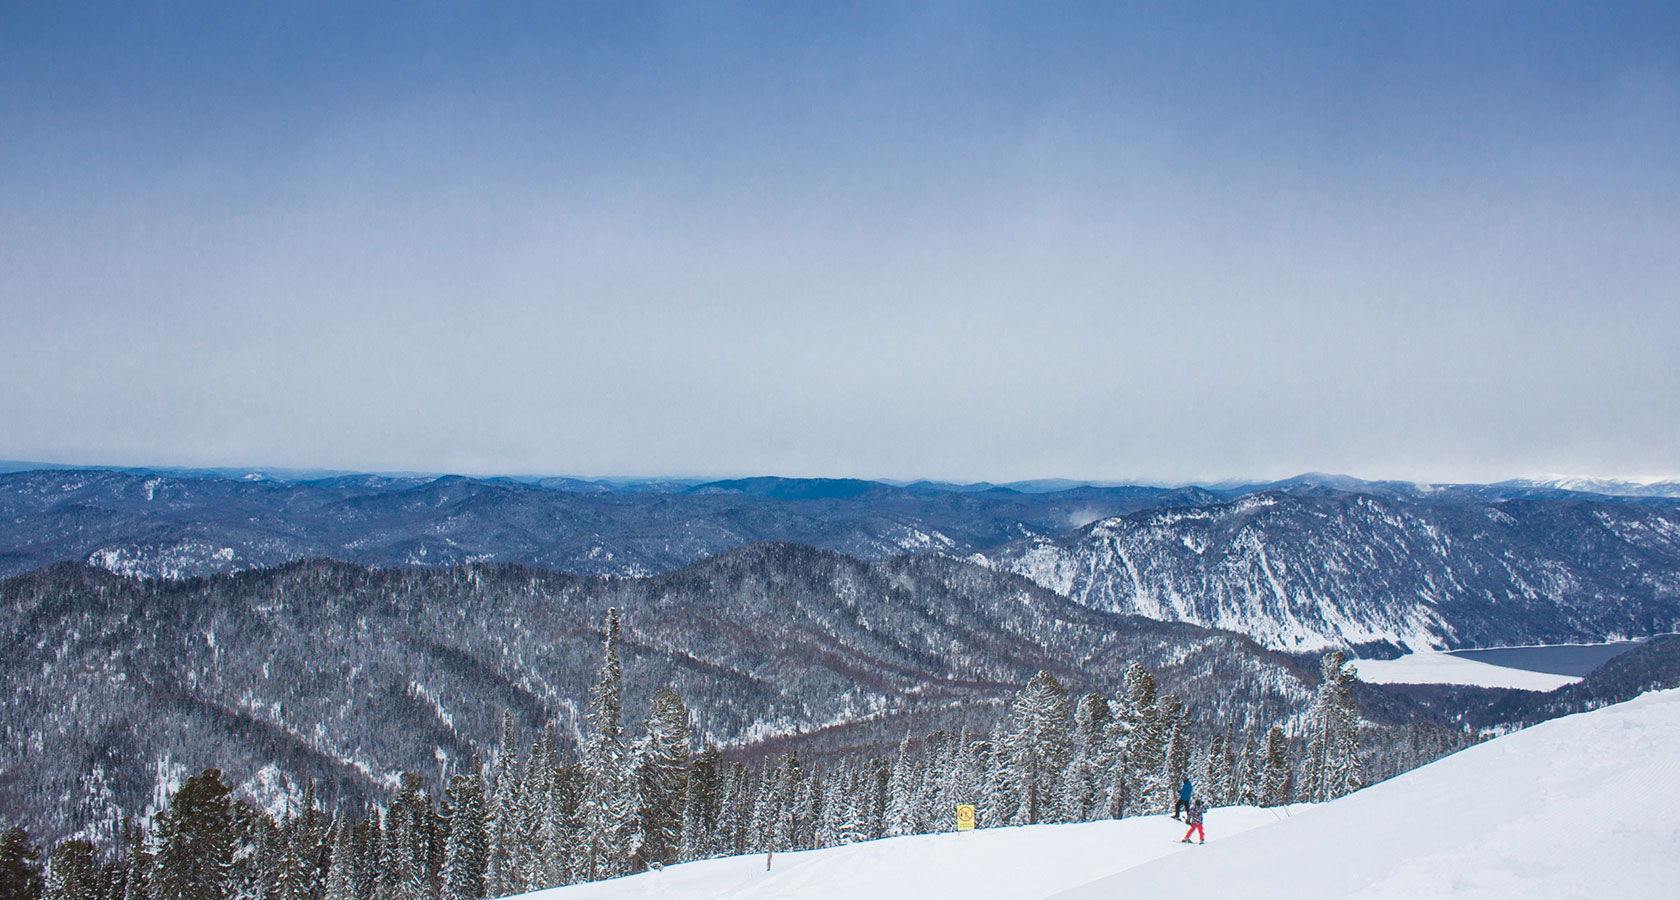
(955, 803), (976, 831)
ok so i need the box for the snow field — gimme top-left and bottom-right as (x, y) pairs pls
(512, 808), (1284, 900)
(1350, 651), (1580, 691)
(1054, 687), (1680, 899)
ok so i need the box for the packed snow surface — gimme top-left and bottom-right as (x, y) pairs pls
(1351, 650), (1581, 690)
(509, 808), (1283, 900)
(1057, 688), (1680, 899)
(507, 689), (1680, 900)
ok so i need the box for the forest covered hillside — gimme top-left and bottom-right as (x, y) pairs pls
(0, 546), (1313, 844)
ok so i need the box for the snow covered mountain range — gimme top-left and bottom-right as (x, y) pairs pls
(3, 468), (1679, 654)
(982, 490), (1680, 652)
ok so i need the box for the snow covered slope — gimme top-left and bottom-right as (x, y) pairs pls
(506, 808), (1286, 900)
(507, 689), (1680, 900)
(1056, 687), (1680, 899)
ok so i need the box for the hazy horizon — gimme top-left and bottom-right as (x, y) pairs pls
(5, 3), (1677, 485)
(4, 456), (1677, 490)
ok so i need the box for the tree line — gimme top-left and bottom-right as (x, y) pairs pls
(3, 608), (1459, 900)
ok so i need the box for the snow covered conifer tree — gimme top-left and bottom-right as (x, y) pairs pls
(383, 772), (437, 900)
(981, 724), (1012, 828)
(152, 770), (238, 900)
(273, 823), (313, 900)
(1259, 726), (1292, 807)
(1060, 694), (1110, 822)
(1153, 697), (1191, 814)
(630, 688), (690, 870)
(1204, 734), (1231, 807)
(323, 822), (357, 900)
(440, 771), (486, 900)
(0, 827), (46, 900)
(676, 746), (718, 863)
(1237, 731), (1261, 806)
(813, 771), (845, 848)
(776, 756), (811, 849)
(118, 821), (151, 900)
(713, 763), (749, 856)
(884, 735), (918, 837)
(1104, 663), (1161, 818)
(1003, 671), (1072, 825)
(482, 715), (518, 899)
(511, 737), (548, 890)
(577, 608), (632, 881)
(1300, 651), (1364, 803)
(352, 818), (380, 900)
(44, 840), (97, 900)
(543, 758), (581, 887)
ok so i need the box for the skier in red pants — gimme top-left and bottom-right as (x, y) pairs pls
(1180, 798), (1205, 844)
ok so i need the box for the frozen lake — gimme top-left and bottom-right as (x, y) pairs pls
(1447, 640), (1648, 676)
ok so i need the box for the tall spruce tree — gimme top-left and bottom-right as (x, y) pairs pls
(1, 828), (46, 900)
(510, 737), (546, 891)
(676, 746), (720, 863)
(884, 735), (918, 837)
(1237, 731), (1262, 806)
(382, 774), (432, 900)
(1205, 734), (1233, 807)
(152, 771), (239, 900)
(1259, 726), (1293, 807)
(351, 818), (380, 900)
(323, 821), (358, 900)
(1154, 697), (1191, 814)
(1061, 694), (1110, 822)
(630, 688), (690, 870)
(1002, 671), (1072, 825)
(713, 763), (749, 857)
(1105, 663), (1161, 818)
(1300, 651), (1364, 803)
(483, 715), (518, 899)
(439, 772), (486, 900)
(577, 608), (632, 881)
(43, 841), (97, 900)
(546, 759), (582, 887)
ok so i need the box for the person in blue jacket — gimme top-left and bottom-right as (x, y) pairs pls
(1173, 778), (1193, 820)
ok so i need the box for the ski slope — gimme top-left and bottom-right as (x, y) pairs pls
(1056, 687), (1680, 899)
(508, 689), (1680, 900)
(511, 807), (1285, 900)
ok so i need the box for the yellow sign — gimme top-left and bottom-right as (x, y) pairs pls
(955, 803), (976, 831)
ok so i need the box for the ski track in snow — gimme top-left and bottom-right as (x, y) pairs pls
(504, 688), (1680, 900)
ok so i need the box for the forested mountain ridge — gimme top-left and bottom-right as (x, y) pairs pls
(0, 469), (1218, 581)
(982, 490), (1680, 652)
(5, 469), (1680, 656)
(0, 545), (1313, 845)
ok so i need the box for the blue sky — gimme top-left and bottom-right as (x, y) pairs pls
(3, 2), (1678, 482)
